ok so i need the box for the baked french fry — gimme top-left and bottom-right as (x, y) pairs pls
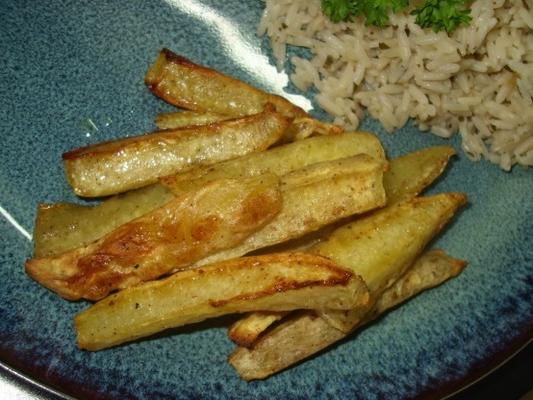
(145, 48), (307, 119)
(228, 249), (467, 380)
(384, 145), (455, 204)
(228, 311), (289, 348)
(235, 246), (461, 347)
(34, 143), (447, 259)
(193, 154), (387, 267)
(315, 193), (467, 332)
(229, 192), (466, 348)
(63, 106), (288, 197)
(227, 145), (456, 344)
(34, 133), (384, 258)
(154, 110), (232, 130)
(371, 249), (466, 316)
(259, 145), (456, 253)
(161, 132), (385, 196)
(26, 175), (282, 301)
(33, 184), (174, 258)
(229, 311), (341, 381)
(316, 193), (466, 296)
(284, 117), (344, 141)
(74, 252), (370, 351)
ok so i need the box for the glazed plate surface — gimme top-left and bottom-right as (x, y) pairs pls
(0, 1), (531, 399)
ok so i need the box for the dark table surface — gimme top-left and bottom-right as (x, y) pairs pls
(450, 340), (532, 400)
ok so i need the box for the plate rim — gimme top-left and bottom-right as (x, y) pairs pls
(1, 1), (532, 398)
(1, 322), (531, 399)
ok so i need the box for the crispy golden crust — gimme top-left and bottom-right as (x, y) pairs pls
(228, 311), (289, 347)
(228, 249), (467, 380)
(315, 192), (467, 332)
(26, 175), (282, 301)
(192, 154), (387, 267)
(207, 254), (354, 308)
(160, 132), (386, 196)
(74, 252), (370, 351)
(224, 145), (459, 345)
(145, 48), (307, 119)
(33, 184), (174, 258)
(63, 106), (288, 197)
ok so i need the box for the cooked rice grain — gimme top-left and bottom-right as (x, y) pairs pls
(260, 0), (533, 170)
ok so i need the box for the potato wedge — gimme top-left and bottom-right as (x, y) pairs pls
(229, 311), (342, 380)
(33, 184), (174, 258)
(34, 143), (445, 259)
(145, 48), (307, 119)
(256, 145), (456, 253)
(228, 311), (289, 348)
(228, 193), (466, 347)
(371, 249), (466, 316)
(228, 250), (467, 380)
(315, 193), (467, 332)
(284, 117), (344, 141)
(63, 106), (288, 197)
(35, 133), (384, 258)
(384, 145), (455, 204)
(26, 175), (282, 300)
(315, 193), (466, 297)
(74, 252), (370, 351)
(227, 145), (456, 344)
(161, 132), (385, 196)
(155, 110), (232, 130)
(193, 154), (387, 267)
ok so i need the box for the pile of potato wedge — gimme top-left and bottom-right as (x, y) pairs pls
(25, 48), (467, 380)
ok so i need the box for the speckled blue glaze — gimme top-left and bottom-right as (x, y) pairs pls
(0, 1), (531, 399)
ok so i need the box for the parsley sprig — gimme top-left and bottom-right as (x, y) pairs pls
(321, 0), (472, 32)
(411, 0), (471, 32)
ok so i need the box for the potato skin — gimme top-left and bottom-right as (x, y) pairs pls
(26, 175), (282, 301)
(74, 252), (370, 351)
(229, 248), (467, 381)
(63, 106), (288, 197)
(33, 184), (174, 258)
(194, 154), (387, 267)
(226, 145), (458, 345)
(145, 48), (307, 119)
(161, 132), (386, 196)
(35, 133), (385, 258)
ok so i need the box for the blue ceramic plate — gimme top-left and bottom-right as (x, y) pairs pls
(1, 1), (531, 399)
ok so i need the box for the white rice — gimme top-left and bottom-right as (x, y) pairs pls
(259, 0), (533, 170)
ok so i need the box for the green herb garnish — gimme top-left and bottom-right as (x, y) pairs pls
(411, 0), (472, 33)
(321, 0), (472, 32)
